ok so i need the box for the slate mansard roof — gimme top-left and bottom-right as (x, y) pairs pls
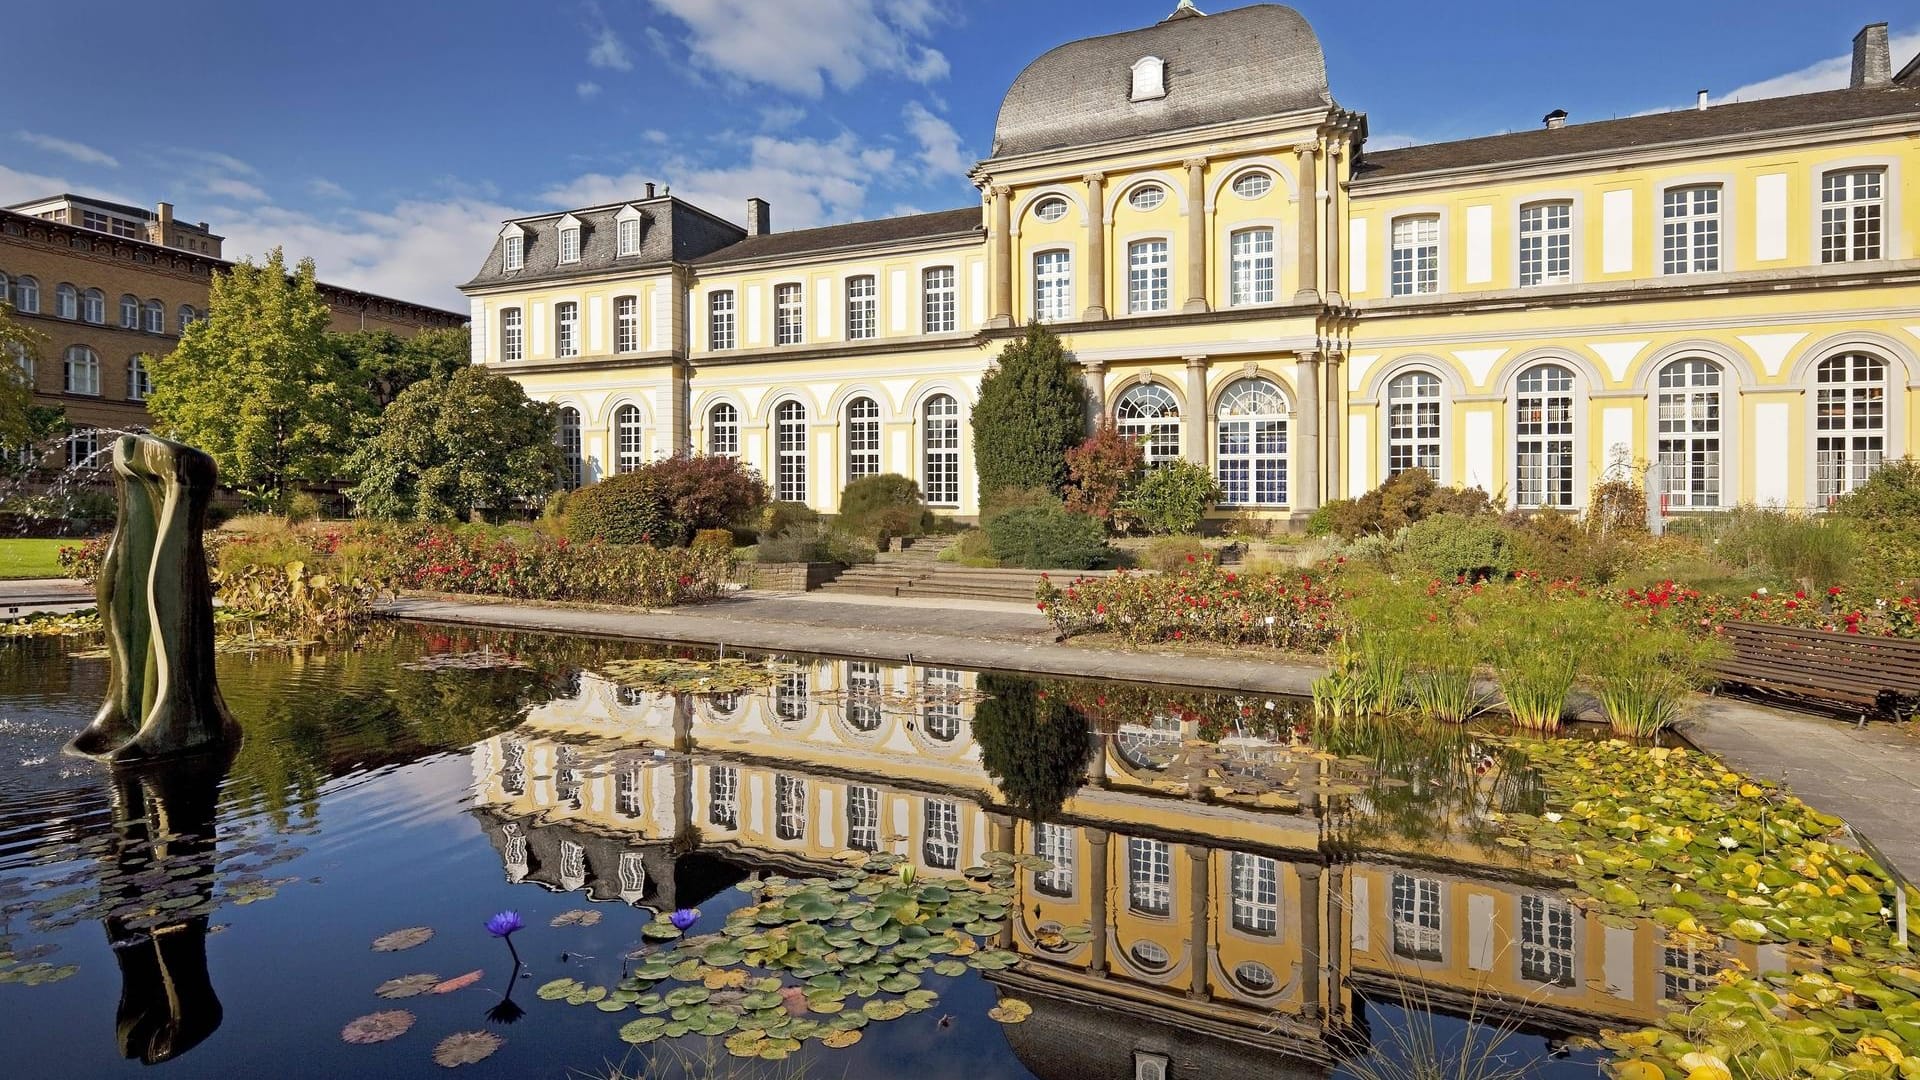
(990, 3), (1332, 158)
(689, 207), (982, 267)
(463, 198), (747, 289)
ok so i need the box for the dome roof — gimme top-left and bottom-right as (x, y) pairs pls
(991, 4), (1332, 158)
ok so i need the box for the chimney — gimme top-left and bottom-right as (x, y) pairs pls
(1696, 89), (1709, 110)
(747, 197), (771, 237)
(644, 182), (656, 198)
(1853, 22), (1891, 88)
(1543, 109), (1568, 130)
(155, 201), (173, 225)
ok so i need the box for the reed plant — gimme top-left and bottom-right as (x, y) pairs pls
(1589, 610), (1724, 737)
(1463, 586), (1589, 732)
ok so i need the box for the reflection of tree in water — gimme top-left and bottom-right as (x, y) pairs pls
(1318, 717), (1544, 851)
(971, 674), (1090, 823)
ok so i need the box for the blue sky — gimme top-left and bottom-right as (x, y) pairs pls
(6, 1), (1913, 310)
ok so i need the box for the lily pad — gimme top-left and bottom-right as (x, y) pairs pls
(375, 974), (441, 999)
(550, 909), (601, 928)
(342, 1010), (415, 1044)
(432, 1031), (502, 1067)
(371, 927), (434, 952)
(987, 998), (1033, 1024)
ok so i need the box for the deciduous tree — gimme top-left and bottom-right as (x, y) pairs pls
(344, 366), (561, 522)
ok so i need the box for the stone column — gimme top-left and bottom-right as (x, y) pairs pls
(1087, 828), (1110, 975)
(1294, 350), (1322, 513)
(668, 359), (691, 456)
(1182, 356), (1209, 465)
(1083, 173), (1108, 321)
(1323, 352), (1342, 501)
(989, 186), (1014, 328)
(1086, 730), (1110, 787)
(1185, 845), (1211, 1000)
(1323, 144), (1344, 306)
(1083, 359), (1108, 434)
(1324, 865), (1347, 1020)
(1299, 862), (1324, 1020)
(1293, 144), (1320, 305)
(1183, 157), (1209, 313)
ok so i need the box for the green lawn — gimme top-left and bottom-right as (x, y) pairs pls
(0, 538), (77, 579)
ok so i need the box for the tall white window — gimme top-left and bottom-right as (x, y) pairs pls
(707, 402), (739, 457)
(557, 406), (583, 490)
(1116, 383), (1181, 469)
(709, 290), (735, 350)
(1127, 239), (1170, 313)
(1821, 169), (1884, 263)
(775, 399), (808, 503)
(775, 283), (804, 345)
(1127, 837), (1172, 916)
(1663, 945), (1717, 1003)
(774, 671), (810, 724)
(1390, 215), (1440, 296)
(617, 216), (642, 256)
(500, 308), (523, 361)
(1391, 874), (1443, 961)
(67, 428), (99, 469)
(63, 346), (99, 395)
(1519, 202), (1573, 286)
(119, 294), (140, 329)
(1816, 353), (1887, 501)
(846, 785), (880, 852)
(143, 299), (163, 334)
(1515, 363), (1577, 508)
(1216, 378), (1288, 507)
(555, 301), (579, 357)
(921, 667), (963, 741)
(617, 766), (644, 818)
(55, 284), (76, 320)
(1656, 358), (1722, 509)
(775, 775), (807, 841)
(614, 404), (644, 474)
(1034, 823), (1076, 897)
(923, 799), (960, 869)
(846, 396), (880, 482)
(14, 276), (36, 314)
(708, 766), (739, 829)
(1520, 895), (1576, 987)
(502, 234), (524, 271)
(615, 295), (639, 353)
(922, 394), (960, 507)
(846, 275), (877, 340)
(559, 225), (581, 263)
(845, 661), (884, 732)
(922, 267), (956, 333)
(1229, 853), (1278, 935)
(1229, 228), (1275, 305)
(1387, 371), (1442, 477)
(82, 289), (104, 325)
(128, 356), (151, 401)
(1661, 186), (1721, 274)
(1033, 250), (1072, 322)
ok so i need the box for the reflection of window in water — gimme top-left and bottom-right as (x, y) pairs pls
(846, 785), (880, 851)
(708, 767), (738, 829)
(1116, 714), (1184, 770)
(502, 824), (528, 880)
(1130, 939), (1171, 972)
(923, 799), (960, 869)
(775, 775), (807, 840)
(556, 745), (582, 806)
(1134, 1052), (1169, 1080)
(707, 691), (739, 717)
(559, 839), (587, 891)
(920, 668), (964, 742)
(616, 685), (648, 707)
(1033, 823), (1076, 897)
(1229, 853), (1278, 935)
(560, 671), (583, 698)
(774, 672), (810, 725)
(501, 738), (527, 796)
(616, 765), (644, 818)
(1127, 837), (1172, 916)
(1662, 944), (1716, 1002)
(845, 662), (883, 732)
(1234, 960), (1277, 993)
(618, 851), (646, 898)
(1520, 894), (1575, 987)
(1391, 874), (1444, 961)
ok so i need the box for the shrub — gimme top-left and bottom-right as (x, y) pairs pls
(1308, 469), (1493, 540)
(1587, 476), (1649, 537)
(837, 473), (929, 545)
(287, 491), (323, 523)
(1509, 509), (1637, 583)
(940, 529), (999, 567)
(57, 536), (107, 582)
(1120, 460), (1216, 535)
(1037, 560), (1341, 649)
(1830, 457), (1920, 594)
(692, 528), (735, 551)
(1395, 513), (1514, 581)
(353, 522), (733, 607)
(984, 502), (1108, 570)
(1712, 506), (1855, 588)
(566, 471), (678, 547)
(755, 523), (875, 565)
(979, 485), (1059, 526)
(971, 322), (1087, 495)
(1140, 535), (1207, 572)
(1062, 422), (1143, 531)
(644, 454), (768, 536)
(754, 500), (819, 540)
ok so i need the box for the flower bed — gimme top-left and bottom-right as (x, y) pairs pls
(1035, 557), (1341, 650)
(358, 525), (734, 608)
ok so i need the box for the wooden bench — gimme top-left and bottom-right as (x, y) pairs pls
(1714, 621), (1920, 721)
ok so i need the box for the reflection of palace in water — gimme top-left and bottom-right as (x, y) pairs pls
(470, 658), (1777, 1077)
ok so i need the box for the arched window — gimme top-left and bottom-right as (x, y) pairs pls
(1215, 377), (1288, 507)
(921, 667), (962, 741)
(922, 394), (960, 506)
(1387, 371), (1442, 478)
(707, 402), (739, 457)
(614, 295), (639, 353)
(14, 276), (38, 315)
(1115, 383), (1181, 469)
(0, 272), (8, 308)
(1655, 358), (1722, 509)
(1033, 250), (1072, 323)
(1514, 364), (1576, 508)
(556, 406), (583, 489)
(554, 301), (578, 357)
(1233, 961), (1277, 993)
(845, 396), (879, 481)
(143, 299), (164, 334)
(923, 798), (960, 870)
(774, 399), (808, 503)
(1127, 837), (1172, 916)
(128, 355), (151, 401)
(177, 304), (197, 331)
(613, 404), (644, 474)
(1228, 228), (1274, 306)
(56, 283), (77, 320)
(773, 671), (809, 724)
(64, 346), (100, 395)
(1815, 353), (1887, 501)
(1131, 939), (1171, 971)
(81, 288), (104, 324)
(119, 294), (140, 329)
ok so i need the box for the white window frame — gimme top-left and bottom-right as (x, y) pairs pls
(1230, 170), (1274, 200)
(845, 396), (880, 482)
(1518, 201), (1573, 287)
(1115, 383), (1182, 469)
(1520, 894), (1576, 987)
(1655, 358), (1723, 509)
(1229, 227), (1275, 306)
(1033, 249), (1072, 323)
(119, 294), (140, 329)
(774, 283), (804, 345)
(14, 276), (37, 315)
(923, 799), (960, 869)
(557, 406), (583, 489)
(1815, 352), (1887, 502)
(707, 402), (739, 458)
(1391, 874), (1444, 961)
(1128, 184), (1167, 211)
(709, 290), (736, 351)
(922, 266), (956, 334)
(1821, 168), (1885, 264)
(922, 393), (960, 507)
(128, 355), (151, 401)
(613, 403), (644, 474)
(1034, 822), (1075, 897)
(67, 427), (99, 469)
(502, 233), (524, 272)
(1514, 363), (1578, 509)
(63, 345), (99, 396)
(177, 304), (196, 330)
(1661, 185), (1721, 275)
(1127, 238), (1170, 314)
(1229, 852), (1279, 936)
(554, 301), (579, 357)
(1386, 371), (1442, 478)
(617, 216), (642, 256)
(81, 287), (104, 324)
(846, 785), (880, 851)
(1127, 837), (1172, 916)
(708, 766), (739, 829)
(500, 307), (523, 362)
(775, 775), (807, 840)
(921, 666), (963, 741)
(774, 670), (809, 724)
(143, 299), (163, 334)
(558, 225), (581, 264)
(1390, 215), (1440, 296)
(1034, 197), (1069, 223)
(774, 399), (808, 502)
(614, 295), (640, 353)
(1215, 378), (1289, 507)
(846, 275), (877, 340)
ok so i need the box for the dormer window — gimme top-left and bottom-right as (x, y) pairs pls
(558, 214), (582, 264)
(615, 205), (644, 257)
(1130, 56), (1167, 102)
(501, 224), (525, 271)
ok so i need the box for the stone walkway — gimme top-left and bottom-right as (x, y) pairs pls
(0, 577), (92, 618)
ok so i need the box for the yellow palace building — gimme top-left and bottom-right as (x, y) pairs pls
(462, 4), (1920, 522)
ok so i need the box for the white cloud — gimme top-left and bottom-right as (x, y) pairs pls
(643, 129), (671, 144)
(308, 178), (350, 200)
(577, 81), (603, 100)
(205, 176), (269, 202)
(172, 148), (257, 177)
(759, 104), (807, 131)
(0, 163), (138, 208)
(647, 0), (950, 97)
(1366, 132), (1429, 150)
(16, 131), (118, 169)
(1710, 29), (1920, 103)
(587, 25), (633, 71)
(902, 101), (966, 176)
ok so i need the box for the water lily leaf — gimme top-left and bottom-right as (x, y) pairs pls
(342, 1010), (415, 1044)
(987, 997), (1033, 1024)
(821, 1028), (862, 1048)
(550, 909), (601, 928)
(664, 986), (711, 1007)
(903, 989), (939, 1010)
(375, 974), (441, 999)
(433, 970), (483, 994)
(536, 978), (581, 1001)
(933, 960), (967, 977)
(863, 999), (907, 1021)
(432, 1031), (501, 1068)
(371, 927), (434, 952)
(850, 910), (889, 932)
(880, 972), (921, 993)
(620, 1017), (669, 1044)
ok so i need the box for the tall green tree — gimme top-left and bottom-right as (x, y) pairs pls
(971, 322), (1087, 496)
(344, 366), (561, 522)
(0, 303), (46, 451)
(331, 326), (471, 411)
(145, 249), (354, 506)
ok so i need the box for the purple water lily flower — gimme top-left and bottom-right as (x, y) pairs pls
(669, 908), (698, 931)
(486, 911), (524, 937)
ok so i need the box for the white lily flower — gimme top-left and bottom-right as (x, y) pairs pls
(1543, 812), (1563, 823)
(1717, 836), (1739, 850)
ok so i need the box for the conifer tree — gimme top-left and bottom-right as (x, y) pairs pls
(970, 322), (1087, 496)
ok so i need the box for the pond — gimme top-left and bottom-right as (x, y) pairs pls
(0, 625), (1730, 1078)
